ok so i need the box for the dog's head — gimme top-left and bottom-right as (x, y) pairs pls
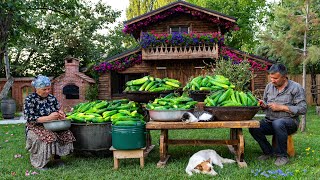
(194, 159), (215, 175)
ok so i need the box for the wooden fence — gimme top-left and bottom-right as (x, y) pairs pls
(288, 74), (320, 105)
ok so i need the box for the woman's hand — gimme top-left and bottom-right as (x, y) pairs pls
(49, 112), (61, 120)
(58, 110), (66, 120)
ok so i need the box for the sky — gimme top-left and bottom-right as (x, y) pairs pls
(95, 0), (279, 23)
(89, 0), (279, 33)
(89, 0), (129, 22)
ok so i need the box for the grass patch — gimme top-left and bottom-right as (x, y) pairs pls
(0, 106), (319, 179)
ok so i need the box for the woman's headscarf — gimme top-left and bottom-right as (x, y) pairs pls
(31, 75), (51, 88)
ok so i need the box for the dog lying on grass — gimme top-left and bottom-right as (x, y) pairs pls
(185, 149), (236, 176)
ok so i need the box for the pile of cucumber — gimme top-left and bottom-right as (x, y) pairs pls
(124, 76), (181, 92)
(66, 99), (145, 125)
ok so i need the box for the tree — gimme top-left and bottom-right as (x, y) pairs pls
(187, 0), (270, 52)
(126, 0), (176, 19)
(0, 0), (130, 77)
(258, 0), (320, 132)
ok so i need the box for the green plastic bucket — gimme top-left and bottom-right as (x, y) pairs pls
(111, 122), (146, 150)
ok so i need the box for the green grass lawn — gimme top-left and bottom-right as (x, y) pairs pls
(1, 107), (319, 179)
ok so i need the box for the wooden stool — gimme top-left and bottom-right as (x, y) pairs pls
(272, 134), (295, 157)
(110, 146), (145, 169)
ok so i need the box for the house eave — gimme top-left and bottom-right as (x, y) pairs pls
(124, 1), (237, 26)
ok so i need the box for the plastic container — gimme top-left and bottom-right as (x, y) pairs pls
(112, 122), (146, 150)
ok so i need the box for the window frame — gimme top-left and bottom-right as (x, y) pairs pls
(169, 26), (190, 34)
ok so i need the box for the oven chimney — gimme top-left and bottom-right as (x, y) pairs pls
(64, 57), (80, 75)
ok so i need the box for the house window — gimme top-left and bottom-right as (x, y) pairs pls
(170, 26), (189, 34)
(111, 72), (148, 95)
(63, 84), (79, 99)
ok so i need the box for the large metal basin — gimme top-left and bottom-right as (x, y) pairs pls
(70, 122), (112, 152)
(203, 106), (260, 121)
(148, 109), (193, 121)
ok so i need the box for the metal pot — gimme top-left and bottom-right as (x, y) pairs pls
(43, 120), (71, 131)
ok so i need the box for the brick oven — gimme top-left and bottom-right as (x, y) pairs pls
(52, 57), (95, 111)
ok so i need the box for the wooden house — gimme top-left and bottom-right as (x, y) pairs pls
(96, 1), (273, 100)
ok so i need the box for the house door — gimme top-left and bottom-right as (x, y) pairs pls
(22, 86), (33, 109)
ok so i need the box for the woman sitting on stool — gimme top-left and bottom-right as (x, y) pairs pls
(24, 75), (75, 170)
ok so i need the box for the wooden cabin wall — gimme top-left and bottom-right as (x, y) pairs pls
(98, 72), (111, 100)
(252, 70), (268, 98)
(145, 13), (220, 34)
(147, 59), (207, 86)
(98, 60), (269, 100)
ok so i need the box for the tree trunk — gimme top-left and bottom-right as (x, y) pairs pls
(0, 11), (14, 100)
(300, 0), (309, 132)
(309, 64), (318, 105)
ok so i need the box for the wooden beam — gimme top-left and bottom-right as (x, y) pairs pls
(168, 139), (238, 145)
(146, 121), (260, 129)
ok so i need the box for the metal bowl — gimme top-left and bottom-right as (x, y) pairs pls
(43, 120), (71, 131)
(148, 109), (193, 121)
(203, 106), (260, 121)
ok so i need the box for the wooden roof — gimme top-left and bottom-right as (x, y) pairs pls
(103, 47), (141, 63)
(123, 1), (238, 38)
(224, 46), (274, 65)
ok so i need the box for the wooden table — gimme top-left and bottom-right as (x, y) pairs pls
(146, 120), (260, 167)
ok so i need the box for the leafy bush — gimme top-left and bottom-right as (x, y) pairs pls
(209, 58), (254, 91)
(85, 84), (99, 101)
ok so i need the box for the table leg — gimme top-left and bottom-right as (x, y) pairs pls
(230, 128), (238, 151)
(236, 129), (246, 167)
(157, 129), (170, 167)
(146, 130), (152, 147)
(228, 128), (247, 167)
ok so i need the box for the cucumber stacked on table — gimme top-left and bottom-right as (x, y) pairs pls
(124, 76), (181, 92)
(204, 89), (259, 107)
(183, 75), (235, 91)
(146, 93), (198, 110)
(66, 99), (145, 125)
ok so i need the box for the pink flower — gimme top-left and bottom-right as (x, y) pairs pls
(14, 154), (22, 158)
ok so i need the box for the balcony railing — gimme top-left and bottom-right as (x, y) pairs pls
(142, 44), (218, 60)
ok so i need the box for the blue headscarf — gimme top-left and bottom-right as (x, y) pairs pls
(31, 75), (51, 88)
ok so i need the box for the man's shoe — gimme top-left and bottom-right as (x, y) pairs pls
(274, 156), (289, 166)
(257, 154), (273, 161)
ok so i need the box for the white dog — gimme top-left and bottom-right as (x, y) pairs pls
(185, 149), (236, 176)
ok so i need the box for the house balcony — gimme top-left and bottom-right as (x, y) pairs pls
(142, 44), (219, 60)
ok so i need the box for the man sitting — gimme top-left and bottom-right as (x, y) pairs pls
(249, 63), (307, 166)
